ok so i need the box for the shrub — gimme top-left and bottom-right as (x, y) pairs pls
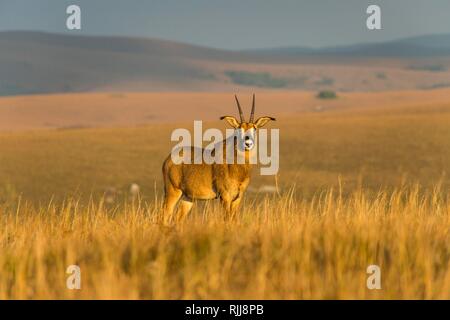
(316, 90), (337, 99)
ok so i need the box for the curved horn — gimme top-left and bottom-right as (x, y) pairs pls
(250, 93), (256, 122)
(234, 95), (245, 122)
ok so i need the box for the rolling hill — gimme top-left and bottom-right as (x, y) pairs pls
(245, 34), (450, 57)
(1, 31), (450, 95)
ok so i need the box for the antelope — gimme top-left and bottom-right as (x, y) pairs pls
(162, 94), (275, 222)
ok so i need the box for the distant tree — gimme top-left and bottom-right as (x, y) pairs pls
(316, 90), (337, 99)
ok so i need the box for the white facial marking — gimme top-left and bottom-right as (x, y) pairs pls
(243, 127), (255, 150)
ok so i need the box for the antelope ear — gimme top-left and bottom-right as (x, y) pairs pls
(254, 116), (276, 128)
(220, 116), (240, 128)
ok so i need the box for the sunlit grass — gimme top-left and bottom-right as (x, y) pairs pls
(0, 186), (448, 299)
(0, 94), (449, 299)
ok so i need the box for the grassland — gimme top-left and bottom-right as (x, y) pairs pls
(0, 90), (449, 299)
(0, 187), (449, 299)
(1, 90), (450, 202)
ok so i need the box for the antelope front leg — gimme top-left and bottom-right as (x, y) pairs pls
(220, 192), (242, 221)
(229, 196), (243, 220)
(230, 181), (249, 219)
(220, 194), (233, 221)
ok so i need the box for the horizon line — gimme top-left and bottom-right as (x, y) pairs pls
(1, 29), (449, 52)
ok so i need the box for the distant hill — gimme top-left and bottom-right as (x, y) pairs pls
(0, 31), (251, 95)
(1, 31), (450, 96)
(244, 34), (450, 57)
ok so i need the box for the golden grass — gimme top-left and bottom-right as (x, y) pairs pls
(2, 89), (450, 131)
(1, 100), (450, 203)
(0, 186), (448, 299)
(1, 91), (450, 299)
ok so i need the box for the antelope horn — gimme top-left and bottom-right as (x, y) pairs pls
(234, 95), (245, 122)
(250, 93), (256, 122)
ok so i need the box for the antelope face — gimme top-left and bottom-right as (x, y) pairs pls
(221, 94), (275, 152)
(240, 123), (256, 151)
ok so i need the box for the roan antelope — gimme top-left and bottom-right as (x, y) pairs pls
(162, 94), (275, 222)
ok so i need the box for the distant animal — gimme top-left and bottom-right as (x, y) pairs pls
(162, 94), (275, 222)
(129, 183), (140, 198)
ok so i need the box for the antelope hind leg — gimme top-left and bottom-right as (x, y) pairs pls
(163, 187), (182, 225)
(177, 199), (194, 222)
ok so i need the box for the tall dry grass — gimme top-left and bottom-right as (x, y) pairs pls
(0, 186), (448, 299)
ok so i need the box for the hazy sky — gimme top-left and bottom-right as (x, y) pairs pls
(0, 0), (449, 49)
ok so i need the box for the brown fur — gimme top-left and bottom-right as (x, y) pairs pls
(162, 96), (274, 223)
